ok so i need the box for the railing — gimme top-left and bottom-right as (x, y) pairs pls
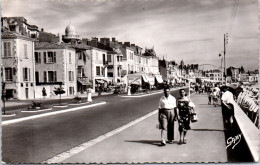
(232, 100), (259, 162)
(236, 91), (259, 127)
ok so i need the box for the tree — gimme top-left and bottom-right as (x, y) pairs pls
(53, 84), (65, 105)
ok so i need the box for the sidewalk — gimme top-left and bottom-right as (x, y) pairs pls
(3, 92), (113, 108)
(51, 93), (227, 163)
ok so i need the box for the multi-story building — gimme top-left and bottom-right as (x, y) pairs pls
(2, 17), (39, 41)
(100, 38), (123, 84)
(120, 42), (135, 75)
(227, 66), (240, 82)
(205, 69), (224, 82)
(34, 42), (77, 98)
(84, 47), (108, 92)
(2, 30), (36, 100)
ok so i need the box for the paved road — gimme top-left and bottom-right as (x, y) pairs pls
(2, 87), (188, 163)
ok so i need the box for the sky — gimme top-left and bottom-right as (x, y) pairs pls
(2, 0), (259, 71)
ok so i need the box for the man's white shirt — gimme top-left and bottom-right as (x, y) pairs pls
(158, 95), (176, 109)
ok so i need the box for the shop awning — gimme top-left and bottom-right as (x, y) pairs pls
(148, 76), (155, 85)
(142, 75), (149, 83)
(78, 79), (92, 86)
(129, 77), (141, 85)
(96, 79), (105, 83)
(155, 76), (164, 83)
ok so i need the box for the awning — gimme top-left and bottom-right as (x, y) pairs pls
(96, 79), (105, 83)
(129, 77), (141, 85)
(148, 76), (155, 85)
(142, 75), (149, 83)
(155, 76), (164, 83)
(78, 79), (92, 86)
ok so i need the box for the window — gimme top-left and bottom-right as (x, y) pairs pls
(3, 42), (11, 57)
(5, 68), (13, 81)
(31, 34), (36, 39)
(96, 66), (101, 76)
(48, 71), (57, 82)
(44, 71), (47, 82)
(23, 68), (29, 81)
(69, 87), (74, 95)
(69, 53), (72, 64)
(9, 25), (16, 31)
(44, 52), (56, 63)
(107, 54), (112, 62)
(69, 71), (74, 81)
(78, 52), (82, 59)
(108, 72), (113, 77)
(103, 54), (106, 65)
(24, 44), (28, 58)
(35, 52), (41, 63)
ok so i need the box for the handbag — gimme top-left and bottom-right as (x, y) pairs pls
(189, 108), (198, 123)
(191, 113), (198, 122)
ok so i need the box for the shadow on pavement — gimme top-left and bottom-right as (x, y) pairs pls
(191, 128), (224, 132)
(125, 140), (165, 146)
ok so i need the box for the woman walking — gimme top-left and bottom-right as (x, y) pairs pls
(177, 89), (195, 144)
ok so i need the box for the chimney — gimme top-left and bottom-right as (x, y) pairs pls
(112, 37), (116, 42)
(41, 28), (44, 32)
(131, 44), (135, 47)
(91, 39), (98, 48)
(124, 42), (130, 47)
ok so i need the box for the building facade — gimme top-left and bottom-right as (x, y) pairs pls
(34, 42), (77, 98)
(2, 31), (36, 100)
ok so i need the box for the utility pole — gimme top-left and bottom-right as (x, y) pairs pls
(224, 33), (228, 84)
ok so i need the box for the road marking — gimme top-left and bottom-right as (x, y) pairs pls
(21, 108), (53, 113)
(2, 102), (106, 126)
(43, 109), (159, 163)
(120, 91), (163, 98)
(120, 87), (188, 98)
(2, 114), (16, 117)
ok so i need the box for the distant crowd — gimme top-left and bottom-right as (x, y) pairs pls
(190, 81), (259, 128)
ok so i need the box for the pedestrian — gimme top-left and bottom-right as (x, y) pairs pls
(177, 89), (194, 144)
(98, 84), (102, 96)
(42, 87), (47, 99)
(221, 86), (235, 129)
(208, 87), (213, 104)
(212, 89), (218, 107)
(158, 87), (177, 146)
(234, 82), (244, 101)
(195, 84), (198, 93)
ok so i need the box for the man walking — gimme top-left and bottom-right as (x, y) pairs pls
(221, 86), (235, 129)
(158, 87), (177, 146)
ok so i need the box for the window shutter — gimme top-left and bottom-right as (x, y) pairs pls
(44, 71), (47, 82)
(44, 52), (46, 63)
(39, 52), (41, 63)
(54, 71), (57, 82)
(13, 68), (16, 75)
(23, 68), (25, 81)
(72, 71), (74, 81)
(54, 52), (56, 63)
(28, 68), (31, 81)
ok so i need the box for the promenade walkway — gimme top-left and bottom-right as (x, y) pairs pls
(54, 93), (228, 163)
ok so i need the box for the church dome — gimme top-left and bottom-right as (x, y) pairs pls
(65, 24), (76, 36)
